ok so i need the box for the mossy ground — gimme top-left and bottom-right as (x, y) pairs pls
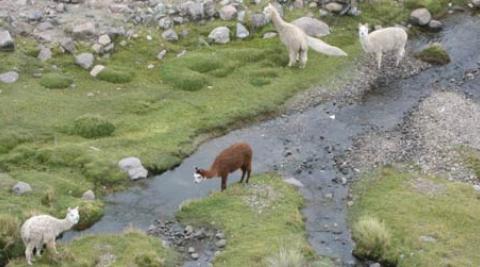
(349, 167), (480, 266)
(415, 43), (451, 65)
(6, 230), (179, 267)
(177, 174), (333, 267)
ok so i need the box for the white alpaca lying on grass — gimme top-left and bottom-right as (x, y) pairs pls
(21, 207), (79, 265)
(263, 3), (347, 68)
(358, 23), (408, 69)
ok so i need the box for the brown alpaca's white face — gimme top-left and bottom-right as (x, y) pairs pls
(193, 168), (206, 184)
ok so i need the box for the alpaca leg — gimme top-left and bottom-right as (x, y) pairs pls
(245, 165), (252, 184)
(221, 176), (227, 191)
(239, 167), (246, 183)
(47, 240), (59, 254)
(376, 52), (383, 69)
(25, 243), (34, 265)
(288, 50), (297, 67)
(299, 50), (308, 69)
(396, 48), (405, 66)
(35, 245), (42, 257)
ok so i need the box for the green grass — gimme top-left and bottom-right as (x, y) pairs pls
(415, 43), (451, 65)
(349, 167), (480, 266)
(96, 67), (134, 84)
(71, 114), (116, 139)
(39, 73), (73, 89)
(7, 230), (179, 267)
(177, 174), (332, 267)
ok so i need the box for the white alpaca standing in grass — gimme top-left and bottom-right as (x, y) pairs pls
(263, 3), (347, 68)
(358, 23), (408, 69)
(21, 207), (79, 265)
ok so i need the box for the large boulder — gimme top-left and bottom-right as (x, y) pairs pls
(219, 4), (237, 20)
(118, 157), (148, 180)
(72, 21), (96, 39)
(208, 26), (230, 44)
(0, 30), (14, 51)
(162, 29), (179, 42)
(410, 8), (432, 26)
(250, 13), (267, 28)
(182, 1), (204, 20)
(291, 17), (330, 37)
(12, 181), (32, 195)
(75, 53), (95, 70)
(325, 2), (343, 13)
(203, 0), (216, 17)
(0, 71), (19, 84)
(236, 23), (249, 39)
(60, 37), (76, 54)
(38, 46), (52, 62)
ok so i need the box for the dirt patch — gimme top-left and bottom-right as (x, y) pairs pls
(242, 183), (279, 214)
(410, 177), (446, 196)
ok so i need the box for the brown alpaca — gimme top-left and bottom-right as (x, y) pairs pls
(193, 143), (253, 191)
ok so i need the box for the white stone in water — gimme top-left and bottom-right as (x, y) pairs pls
(118, 157), (148, 180)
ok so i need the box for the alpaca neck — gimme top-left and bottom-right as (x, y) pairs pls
(52, 217), (75, 235)
(270, 7), (286, 31)
(359, 34), (372, 52)
(204, 168), (218, 179)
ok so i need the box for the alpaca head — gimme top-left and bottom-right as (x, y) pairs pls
(66, 207), (80, 225)
(263, 3), (275, 20)
(358, 23), (369, 38)
(193, 167), (207, 183)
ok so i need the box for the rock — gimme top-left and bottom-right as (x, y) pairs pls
(283, 177), (304, 187)
(369, 263), (381, 267)
(91, 43), (102, 54)
(263, 32), (277, 39)
(109, 4), (131, 14)
(188, 246), (195, 253)
(215, 239), (227, 248)
(208, 26), (230, 44)
(176, 50), (187, 57)
(325, 2), (343, 13)
(73, 22), (96, 39)
(162, 29), (178, 41)
(237, 10), (246, 22)
(36, 22), (53, 32)
(293, 0), (303, 8)
(183, 1), (204, 20)
(410, 8), (432, 26)
(27, 10), (43, 22)
(428, 20), (443, 32)
(56, 3), (65, 12)
(60, 37), (75, 53)
(185, 225), (194, 235)
(203, 0), (216, 17)
(419, 235), (436, 243)
(236, 23), (249, 39)
(473, 0), (480, 8)
(90, 65), (105, 77)
(473, 185), (480, 192)
(38, 46), (52, 62)
(98, 34), (111, 46)
(319, 9), (329, 17)
(75, 53), (94, 70)
(291, 17), (330, 37)
(190, 253), (199, 260)
(219, 4), (237, 20)
(12, 181), (32, 195)
(106, 27), (126, 38)
(0, 71), (19, 84)
(158, 17), (173, 29)
(157, 49), (167, 60)
(82, 190), (95, 201)
(250, 13), (267, 28)
(415, 43), (451, 65)
(309, 2), (317, 8)
(0, 30), (14, 51)
(118, 157), (148, 180)
(103, 43), (114, 53)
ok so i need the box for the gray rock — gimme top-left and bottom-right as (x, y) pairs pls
(410, 8), (432, 26)
(98, 34), (111, 46)
(153, 3), (167, 17)
(215, 232), (225, 239)
(38, 46), (52, 62)
(219, 4), (237, 20)
(12, 181), (32, 195)
(188, 246), (195, 253)
(0, 30), (14, 51)
(473, 0), (480, 7)
(27, 10), (43, 22)
(90, 65), (105, 77)
(215, 239), (227, 248)
(107, 26), (126, 38)
(293, 0), (303, 8)
(369, 263), (381, 267)
(162, 29), (179, 41)
(419, 235), (436, 243)
(75, 53), (94, 70)
(109, 4), (131, 14)
(250, 13), (267, 28)
(60, 37), (75, 54)
(283, 177), (304, 187)
(158, 17), (173, 29)
(263, 32), (277, 39)
(56, 3), (65, 13)
(185, 225), (194, 235)
(118, 157), (148, 180)
(291, 17), (330, 37)
(157, 49), (167, 60)
(203, 0), (216, 17)
(82, 190), (95, 201)
(325, 2), (343, 13)
(473, 185), (480, 191)
(103, 43), (114, 53)
(208, 26), (230, 44)
(73, 22), (96, 39)
(91, 43), (102, 54)
(236, 23), (249, 39)
(190, 253), (199, 260)
(35, 21), (53, 32)
(176, 50), (187, 57)
(0, 71), (19, 84)
(184, 1), (204, 20)
(428, 20), (443, 32)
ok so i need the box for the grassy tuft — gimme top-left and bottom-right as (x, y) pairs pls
(160, 64), (208, 91)
(40, 73), (73, 89)
(266, 246), (306, 267)
(352, 216), (394, 265)
(72, 114), (115, 139)
(415, 43), (451, 65)
(96, 68), (134, 84)
(75, 200), (104, 230)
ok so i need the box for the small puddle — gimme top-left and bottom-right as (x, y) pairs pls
(65, 14), (480, 266)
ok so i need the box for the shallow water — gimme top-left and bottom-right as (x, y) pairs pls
(65, 14), (480, 266)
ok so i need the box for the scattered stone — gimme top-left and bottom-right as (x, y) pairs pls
(203, 0), (215, 17)
(185, 225), (194, 235)
(109, 4), (131, 14)
(73, 22), (96, 39)
(263, 32), (277, 39)
(147, 64), (154, 69)
(215, 232), (225, 239)
(410, 8), (432, 26)
(324, 192), (334, 199)
(35, 22), (53, 32)
(75, 53), (94, 70)
(473, 0), (480, 8)
(60, 37), (75, 54)
(157, 49), (167, 60)
(103, 43), (114, 53)
(319, 9), (329, 17)
(419, 235), (436, 243)
(236, 23), (249, 39)
(82, 190), (95, 201)
(87, 92), (95, 97)
(98, 34), (111, 46)
(250, 13), (267, 28)
(208, 26), (230, 44)
(56, 3), (65, 13)
(428, 20), (443, 32)
(38, 46), (52, 62)
(473, 185), (480, 192)
(0, 30), (14, 51)
(215, 239), (227, 248)
(176, 50), (187, 57)
(187, 246), (195, 253)
(219, 4), (237, 20)
(90, 65), (105, 77)
(162, 29), (179, 41)
(119, 40), (127, 46)
(325, 2), (343, 13)
(12, 181), (32, 195)
(291, 17), (330, 37)
(118, 157), (149, 180)
(0, 71), (19, 84)
(27, 10), (43, 22)
(293, 0), (303, 8)
(158, 17), (173, 29)
(369, 263), (381, 267)
(91, 43), (102, 54)
(283, 177), (304, 187)
(146, 35), (152, 41)
(190, 253), (199, 260)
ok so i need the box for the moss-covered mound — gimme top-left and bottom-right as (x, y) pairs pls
(415, 43), (451, 65)
(72, 114), (115, 139)
(75, 200), (104, 230)
(96, 68), (134, 84)
(40, 73), (73, 89)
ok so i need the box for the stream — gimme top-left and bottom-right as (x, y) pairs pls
(64, 14), (480, 266)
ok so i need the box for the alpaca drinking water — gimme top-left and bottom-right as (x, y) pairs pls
(358, 23), (408, 69)
(194, 142), (253, 191)
(263, 3), (347, 68)
(21, 207), (79, 265)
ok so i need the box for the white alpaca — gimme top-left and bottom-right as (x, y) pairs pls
(263, 3), (347, 68)
(21, 207), (79, 265)
(358, 23), (408, 69)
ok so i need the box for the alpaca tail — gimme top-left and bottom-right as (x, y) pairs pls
(306, 36), (347, 56)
